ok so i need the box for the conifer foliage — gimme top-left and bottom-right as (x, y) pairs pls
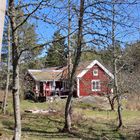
(46, 31), (67, 67)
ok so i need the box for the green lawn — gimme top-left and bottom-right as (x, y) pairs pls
(0, 97), (140, 140)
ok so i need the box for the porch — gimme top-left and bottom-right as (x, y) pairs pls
(34, 80), (70, 98)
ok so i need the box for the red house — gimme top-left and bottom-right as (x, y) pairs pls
(76, 60), (114, 97)
(25, 60), (114, 98)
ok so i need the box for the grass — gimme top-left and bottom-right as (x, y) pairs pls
(0, 95), (140, 140)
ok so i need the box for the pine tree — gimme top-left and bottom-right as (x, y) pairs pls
(46, 31), (67, 67)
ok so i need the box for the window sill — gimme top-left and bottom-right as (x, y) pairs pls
(92, 89), (101, 92)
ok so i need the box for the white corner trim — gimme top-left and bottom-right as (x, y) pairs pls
(77, 78), (80, 97)
(28, 70), (37, 81)
(77, 60), (114, 79)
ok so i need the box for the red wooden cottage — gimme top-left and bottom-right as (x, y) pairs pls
(25, 60), (114, 98)
(76, 60), (114, 97)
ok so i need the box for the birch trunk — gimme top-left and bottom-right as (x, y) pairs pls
(0, 0), (6, 62)
(9, 0), (21, 139)
(68, 0), (72, 79)
(112, 0), (123, 129)
(114, 59), (122, 129)
(12, 64), (21, 139)
(63, 0), (85, 132)
(2, 22), (11, 115)
(107, 95), (115, 111)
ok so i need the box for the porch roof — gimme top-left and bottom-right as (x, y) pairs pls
(28, 69), (64, 81)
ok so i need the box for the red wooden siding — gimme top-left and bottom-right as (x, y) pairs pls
(79, 64), (111, 96)
(45, 82), (51, 96)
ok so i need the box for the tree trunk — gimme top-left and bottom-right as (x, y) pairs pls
(114, 59), (123, 130)
(9, 0), (21, 139)
(63, 0), (85, 132)
(116, 96), (122, 129)
(2, 22), (11, 115)
(107, 95), (115, 111)
(114, 59), (122, 130)
(68, 0), (72, 79)
(110, 101), (115, 111)
(0, 0), (6, 62)
(64, 88), (73, 132)
(112, 0), (123, 130)
(12, 64), (21, 139)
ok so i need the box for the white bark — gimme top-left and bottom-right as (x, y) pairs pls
(9, 0), (21, 139)
(0, 0), (6, 62)
(68, 0), (72, 79)
(63, 0), (85, 132)
(2, 22), (11, 115)
(112, 0), (122, 129)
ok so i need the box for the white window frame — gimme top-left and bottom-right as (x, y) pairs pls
(62, 81), (69, 90)
(93, 69), (98, 76)
(91, 80), (101, 91)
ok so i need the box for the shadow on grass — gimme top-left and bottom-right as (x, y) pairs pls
(22, 128), (81, 139)
(1, 118), (127, 140)
(22, 127), (101, 140)
(76, 120), (128, 140)
(2, 114), (140, 140)
(2, 120), (14, 130)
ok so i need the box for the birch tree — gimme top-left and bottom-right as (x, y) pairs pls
(0, 0), (6, 62)
(2, 22), (11, 115)
(8, 0), (50, 139)
(63, 0), (85, 132)
(7, 0), (76, 138)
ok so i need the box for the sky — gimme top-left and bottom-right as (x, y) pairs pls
(3, 0), (140, 57)
(119, 1), (140, 42)
(28, 0), (140, 57)
(32, 0), (140, 45)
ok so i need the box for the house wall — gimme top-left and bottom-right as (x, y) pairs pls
(79, 64), (111, 96)
(25, 73), (36, 92)
(44, 82), (51, 96)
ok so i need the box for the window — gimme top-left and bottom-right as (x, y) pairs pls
(92, 80), (101, 91)
(93, 69), (98, 76)
(63, 81), (69, 90)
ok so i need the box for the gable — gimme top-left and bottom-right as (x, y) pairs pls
(77, 60), (114, 79)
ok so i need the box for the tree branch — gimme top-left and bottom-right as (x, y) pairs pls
(14, 0), (44, 31)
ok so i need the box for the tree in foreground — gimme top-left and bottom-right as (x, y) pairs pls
(8, 0), (49, 139)
(2, 21), (11, 115)
(0, 0), (6, 62)
(63, 0), (85, 132)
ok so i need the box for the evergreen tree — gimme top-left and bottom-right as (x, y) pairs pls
(46, 31), (67, 67)
(123, 41), (140, 72)
(18, 23), (39, 62)
(100, 40), (122, 66)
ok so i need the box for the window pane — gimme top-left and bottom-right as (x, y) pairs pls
(93, 81), (96, 89)
(93, 69), (98, 76)
(96, 82), (99, 89)
(92, 80), (100, 91)
(96, 81), (100, 89)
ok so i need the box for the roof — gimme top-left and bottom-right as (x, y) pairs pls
(76, 61), (93, 76)
(28, 69), (64, 81)
(27, 60), (114, 81)
(77, 60), (114, 79)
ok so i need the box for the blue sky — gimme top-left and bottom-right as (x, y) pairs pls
(32, 0), (140, 57)
(32, 1), (140, 44)
(4, 0), (140, 57)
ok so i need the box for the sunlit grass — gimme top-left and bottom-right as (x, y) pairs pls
(0, 94), (140, 140)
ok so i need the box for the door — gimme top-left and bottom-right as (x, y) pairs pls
(40, 82), (43, 95)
